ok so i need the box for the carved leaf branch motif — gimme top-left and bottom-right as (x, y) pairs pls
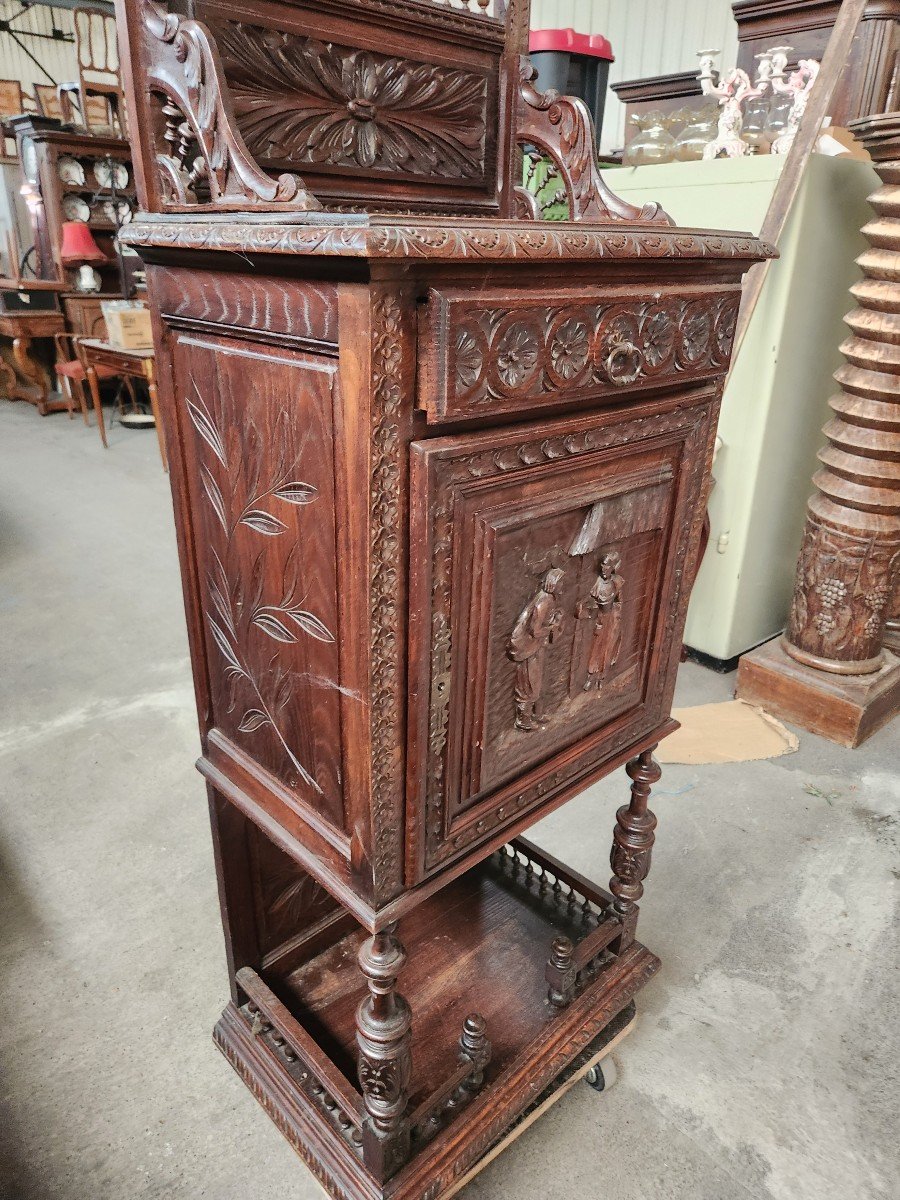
(138, 0), (320, 210)
(206, 549), (319, 791)
(515, 58), (672, 225)
(211, 23), (489, 181)
(185, 383), (335, 795)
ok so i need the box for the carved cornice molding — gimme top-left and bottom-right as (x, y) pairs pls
(123, 218), (775, 263)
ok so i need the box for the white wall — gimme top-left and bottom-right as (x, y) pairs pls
(530, 0), (740, 151)
(0, 2), (80, 99)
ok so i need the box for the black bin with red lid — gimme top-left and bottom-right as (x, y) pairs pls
(528, 28), (614, 136)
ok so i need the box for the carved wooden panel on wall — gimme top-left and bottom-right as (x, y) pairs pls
(418, 287), (741, 421)
(172, 334), (345, 826)
(407, 393), (717, 878)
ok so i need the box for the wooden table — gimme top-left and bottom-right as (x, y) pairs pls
(79, 337), (167, 471)
(0, 308), (67, 415)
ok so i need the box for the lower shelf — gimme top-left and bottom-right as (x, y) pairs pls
(215, 842), (660, 1200)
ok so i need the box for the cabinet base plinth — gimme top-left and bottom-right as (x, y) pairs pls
(215, 990), (646, 1200)
(737, 636), (900, 747)
(214, 851), (659, 1200)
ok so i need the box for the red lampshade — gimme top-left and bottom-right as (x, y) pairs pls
(60, 220), (107, 266)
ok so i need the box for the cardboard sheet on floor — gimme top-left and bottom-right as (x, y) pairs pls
(657, 699), (798, 764)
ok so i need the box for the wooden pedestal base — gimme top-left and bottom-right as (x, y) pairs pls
(736, 635), (900, 747)
(213, 848), (659, 1200)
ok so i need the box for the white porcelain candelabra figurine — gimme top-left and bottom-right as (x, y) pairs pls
(770, 59), (821, 155)
(698, 50), (762, 159)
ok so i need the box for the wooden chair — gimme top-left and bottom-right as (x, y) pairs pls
(54, 332), (94, 424)
(59, 9), (127, 137)
(53, 332), (134, 446)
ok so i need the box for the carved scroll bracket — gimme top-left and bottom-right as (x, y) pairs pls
(515, 59), (673, 226)
(138, 0), (321, 212)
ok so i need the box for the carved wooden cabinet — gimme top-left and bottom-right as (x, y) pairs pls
(115, 0), (771, 1196)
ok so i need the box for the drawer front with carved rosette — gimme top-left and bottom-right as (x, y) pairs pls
(406, 393), (718, 879)
(417, 285), (740, 423)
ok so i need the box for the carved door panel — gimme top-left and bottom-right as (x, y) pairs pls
(407, 395), (717, 879)
(170, 332), (349, 843)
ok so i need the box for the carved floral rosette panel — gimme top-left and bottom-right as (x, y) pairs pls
(173, 334), (346, 833)
(419, 287), (741, 421)
(407, 396), (718, 877)
(205, 16), (495, 191)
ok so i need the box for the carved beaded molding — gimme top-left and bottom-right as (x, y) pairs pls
(123, 221), (775, 264)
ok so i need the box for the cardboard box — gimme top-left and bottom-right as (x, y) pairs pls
(101, 302), (153, 350)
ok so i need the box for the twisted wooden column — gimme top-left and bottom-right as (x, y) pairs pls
(782, 115), (900, 673)
(738, 112), (900, 745)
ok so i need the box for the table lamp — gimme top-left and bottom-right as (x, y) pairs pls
(60, 220), (107, 293)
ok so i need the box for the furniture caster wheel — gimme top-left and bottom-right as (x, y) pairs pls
(585, 1057), (617, 1093)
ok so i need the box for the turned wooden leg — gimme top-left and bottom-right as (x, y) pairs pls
(457, 1013), (491, 1092)
(86, 364), (108, 449)
(145, 362), (168, 472)
(546, 935), (577, 1008)
(13, 337), (50, 414)
(356, 923), (412, 1181)
(609, 747), (660, 949)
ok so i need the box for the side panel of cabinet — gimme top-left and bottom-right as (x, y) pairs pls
(149, 260), (364, 902)
(172, 333), (345, 815)
(406, 392), (718, 880)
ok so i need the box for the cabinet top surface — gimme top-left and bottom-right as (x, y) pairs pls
(121, 213), (775, 265)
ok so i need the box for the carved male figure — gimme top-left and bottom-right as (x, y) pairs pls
(577, 549), (624, 691)
(507, 567), (565, 732)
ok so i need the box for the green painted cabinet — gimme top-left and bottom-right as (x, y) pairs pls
(602, 154), (880, 660)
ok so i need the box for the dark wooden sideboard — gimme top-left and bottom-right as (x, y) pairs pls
(115, 0), (772, 1195)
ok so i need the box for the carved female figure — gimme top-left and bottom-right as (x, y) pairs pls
(578, 550), (624, 691)
(507, 567), (565, 731)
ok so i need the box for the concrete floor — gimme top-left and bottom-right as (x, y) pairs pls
(0, 401), (897, 1200)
